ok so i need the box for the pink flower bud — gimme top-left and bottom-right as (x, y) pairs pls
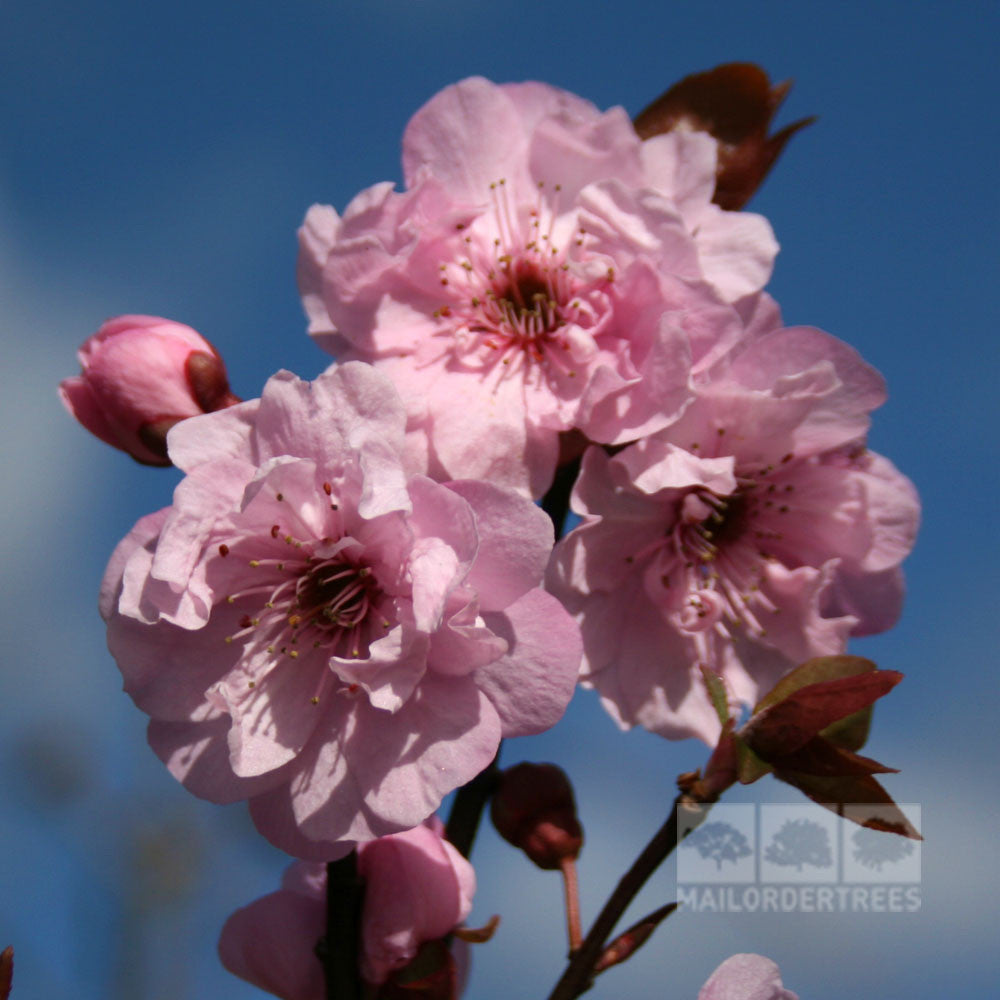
(490, 763), (583, 870)
(59, 315), (239, 466)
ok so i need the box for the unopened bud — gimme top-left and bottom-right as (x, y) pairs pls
(59, 314), (240, 466)
(490, 763), (582, 870)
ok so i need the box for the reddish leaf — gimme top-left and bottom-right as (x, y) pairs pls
(754, 656), (877, 714)
(0, 947), (11, 1000)
(594, 903), (678, 974)
(632, 62), (815, 209)
(743, 671), (902, 759)
(773, 736), (899, 778)
(775, 770), (922, 840)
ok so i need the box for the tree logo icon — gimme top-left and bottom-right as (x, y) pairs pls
(764, 818), (834, 872)
(683, 821), (753, 871)
(851, 825), (916, 872)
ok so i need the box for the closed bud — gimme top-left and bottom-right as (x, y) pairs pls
(59, 314), (240, 466)
(490, 763), (582, 870)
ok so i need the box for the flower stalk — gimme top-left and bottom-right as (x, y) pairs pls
(560, 856), (583, 953)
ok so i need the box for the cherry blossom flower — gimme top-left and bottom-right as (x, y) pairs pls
(548, 326), (919, 742)
(59, 314), (239, 466)
(298, 77), (777, 496)
(101, 362), (581, 855)
(698, 954), (799, 1000)
(219, 820), (475, 998)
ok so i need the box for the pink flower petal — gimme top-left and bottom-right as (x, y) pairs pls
(402, 77), (532, 203)
(445, 479), (553, 611)
(218, 888), (326, 1000)
(698, 953), (798, 1000)
(148, 717), (290, 804)
(477, 588), (583, 737)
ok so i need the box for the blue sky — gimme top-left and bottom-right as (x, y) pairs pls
(2, 1), (998, 997)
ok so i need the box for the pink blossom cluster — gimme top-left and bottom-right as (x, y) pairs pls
(68, 70), (920, 999)
(297, 75), (919, 744)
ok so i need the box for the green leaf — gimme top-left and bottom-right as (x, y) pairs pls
(821, 705), (873, 752)
(735, 736), (772, 784)
(700, 665), (730, 726)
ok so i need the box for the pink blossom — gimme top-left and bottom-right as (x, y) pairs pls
(298, 77), (777, 496)
(547, 326), (919, 742)
(101, 362), (581, 855)
(698, 954), (799, 1000)
(218, 820), (475, 998)
(59, 314), (239, 465)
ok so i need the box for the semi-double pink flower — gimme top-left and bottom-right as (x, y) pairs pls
(218, 820), (475, 998)
(101, 362), (581, 856)
(298, 77), (777, 496)
(548, 326), (919, 742)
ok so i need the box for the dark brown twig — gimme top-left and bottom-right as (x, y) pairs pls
(546, 793), (713, 1000)
(445, 745), (502, 859)
(323, 852), (364, 1000)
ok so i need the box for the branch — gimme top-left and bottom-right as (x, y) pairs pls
(445, 745), (502, 859)
(540, 454), (582, 539)
(323, 852), (364, 1000)
(546, 792), (714, 1000)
